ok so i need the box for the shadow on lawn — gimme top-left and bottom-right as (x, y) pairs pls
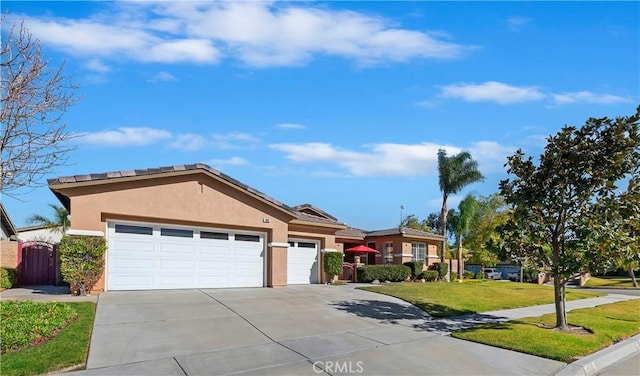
(330, 299), (510, 334)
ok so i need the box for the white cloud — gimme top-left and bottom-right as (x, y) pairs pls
(148, 71), (177, 83)
(507, 16), (532, 31)
(210, 157), (250, 168)
(23, 17), (220, 64)
(169, 134), (208, 151)
(439, 81), (545, 104)
(85, 59), (111, 73)
(551, 91), (633, 104)
(275, 123), (306, 130)
(19, 2), (473, 68)
(212, 132), (261, 149)
(468, 141), (515, 173)
(79, 127), (172, 146)
(269, 141), (513, 177)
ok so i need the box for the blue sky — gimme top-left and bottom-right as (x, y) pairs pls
(2, 1), (639, 231)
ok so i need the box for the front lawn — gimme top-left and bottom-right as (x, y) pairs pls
(359, 281), (603, 318)
(452, 299), (640, 362)
(0, 302), (96, 376)
(584, 276), (639, 289)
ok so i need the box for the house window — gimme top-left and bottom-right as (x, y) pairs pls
(297, 242), (317, 249)
(412, 242), (426, 264)
(161, 228), (193, 238)
(383, 242), (394, 265)
(200, 231), (229, 240)
(115, 224), (152, 235)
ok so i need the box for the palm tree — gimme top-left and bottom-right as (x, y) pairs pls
(437, 149), (484, 278)
(27, 204), (69, 235)
(450, 195), (479, 281)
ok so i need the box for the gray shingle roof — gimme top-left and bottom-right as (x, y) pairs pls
(336, 227), (367, 238)
(0, 203), (17, 237)
(366, 227), (445, 240)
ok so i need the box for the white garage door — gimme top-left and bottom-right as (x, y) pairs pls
(287, 240), (319, 284)
(107, 222), (265, 290)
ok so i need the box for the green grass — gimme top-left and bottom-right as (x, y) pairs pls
(359, 280), (603, 317)
(584, 276), (639, 289)
(0, 302), (96, 376)
(1, 301), (78, 352)
(452, 299), (640, 362)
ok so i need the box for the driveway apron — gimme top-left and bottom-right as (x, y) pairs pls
(83, 285), (566, 375)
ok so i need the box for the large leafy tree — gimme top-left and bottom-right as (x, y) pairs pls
(448, 195), (479, 280)
(1, 21), (78, 195)
(27, 203), (70, 235)
(437, 149), (484, 274)
(499, 107), (640, 330)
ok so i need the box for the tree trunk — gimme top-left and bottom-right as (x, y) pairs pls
(629, 264), (638, 288)
(457, 236), (463, 281)
(553, 277), (569, 330)
(440, 194), (448, 264)
(440, 194), (449, 282)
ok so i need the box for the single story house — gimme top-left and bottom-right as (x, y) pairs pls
(48, 163), (444, 292)
(1, 203), (20, 269)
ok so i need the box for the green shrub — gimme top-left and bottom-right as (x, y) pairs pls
(403, 261), (424, 280)
(59, 236), (106, 296)
(428, 262), (450, 279)
(463, 270), (475, 279)
(420, 270), (439, 282)
(475, 272), (485, 280)
(451, 272), (459, 280)
(0, 301), (77, 353)
(357, 265), (411, 283)
(0, 268), (17, 289)
(323, 252), (344, 279)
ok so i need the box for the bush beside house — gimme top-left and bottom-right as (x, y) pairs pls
(0, 268), (17, 289)
(58, 236), (106, 296)
(323, 251), (344, 283)
(357, 265), (411, 283)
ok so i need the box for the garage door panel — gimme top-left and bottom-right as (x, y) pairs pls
(159, 259), (194, 270)
(111, 258), (154, 270)
(110, 276), (154, 290)
(200, 245), (232, 259)
(112, 240), (154, 253)
(108, 222), (264, 290)
(159, 275), (195, 287)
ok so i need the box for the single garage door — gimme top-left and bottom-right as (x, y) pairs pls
(107, 222), (265, 290)
(287, 240), (319, 284)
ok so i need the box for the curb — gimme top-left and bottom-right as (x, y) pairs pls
(553, 334), (640, 376)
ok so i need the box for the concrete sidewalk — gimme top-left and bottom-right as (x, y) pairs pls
(0, 285), (97, 302)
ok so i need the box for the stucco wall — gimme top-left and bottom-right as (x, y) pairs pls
(0, 241), (19, 268)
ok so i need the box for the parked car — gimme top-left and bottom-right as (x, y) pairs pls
(508, 271), (520, 281)
(484, 268), (502, 280)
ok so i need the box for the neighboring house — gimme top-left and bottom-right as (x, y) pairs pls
(336, 227), (443, 268)
(48, 163), (445, 292)
(17, 224), (63, 244)
(1, 203), (20, 269)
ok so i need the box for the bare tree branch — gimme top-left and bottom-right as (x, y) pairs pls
(1, 20), (79, 196)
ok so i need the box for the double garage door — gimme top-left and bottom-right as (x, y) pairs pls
(107, 222), (265, 290)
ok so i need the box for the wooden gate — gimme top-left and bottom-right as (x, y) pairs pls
(20, 242), (57, 286)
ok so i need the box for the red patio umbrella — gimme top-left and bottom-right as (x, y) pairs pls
(345, 245), (379, 253)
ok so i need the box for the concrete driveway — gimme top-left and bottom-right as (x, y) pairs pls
(77, 285), (565, 375)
